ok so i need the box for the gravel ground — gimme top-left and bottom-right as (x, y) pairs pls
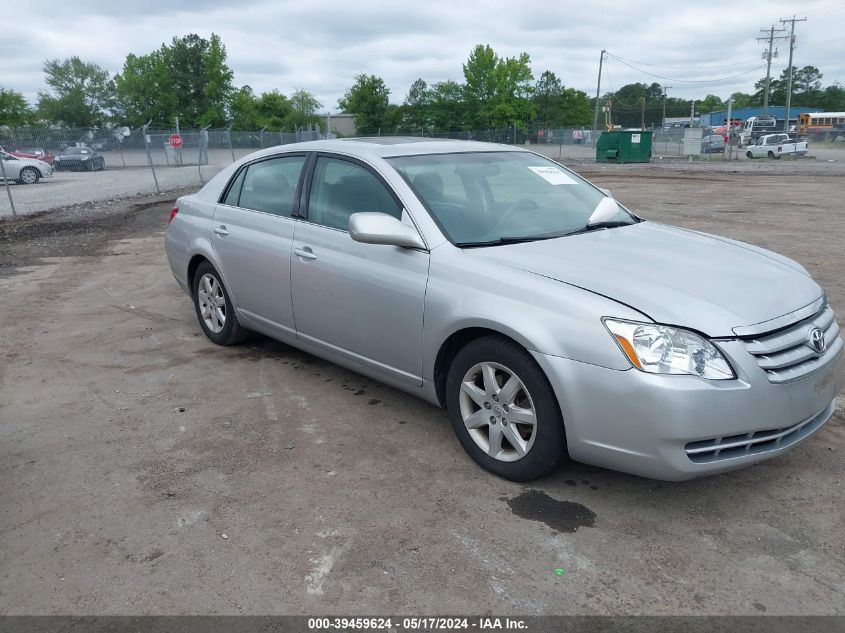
(0, 164), (843, 616)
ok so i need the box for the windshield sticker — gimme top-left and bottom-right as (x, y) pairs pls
(527, 165), (578, 185)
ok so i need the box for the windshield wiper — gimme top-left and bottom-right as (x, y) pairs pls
(454, 233), (566, 248)
(562, 220), (636, 237)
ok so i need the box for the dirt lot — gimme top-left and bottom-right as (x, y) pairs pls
(0, 164), (843, 615)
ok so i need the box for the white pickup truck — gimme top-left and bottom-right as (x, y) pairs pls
(745, 133), (808, 159)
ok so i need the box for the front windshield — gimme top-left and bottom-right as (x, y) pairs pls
(387, 151), (634, 245)
(63, 148), (90, 155)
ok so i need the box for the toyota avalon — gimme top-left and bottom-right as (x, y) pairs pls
(165, 138), (843, 481)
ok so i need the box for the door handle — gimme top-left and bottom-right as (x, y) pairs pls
(294, 246), (318, 261)
(213, 225), (229, 236)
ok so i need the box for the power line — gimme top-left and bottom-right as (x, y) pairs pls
(605, 53), (765, 84)
(609, 54), (762, 72)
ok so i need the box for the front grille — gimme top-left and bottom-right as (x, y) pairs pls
(740, 303), (842, 383)
(684, 404), (832, 463)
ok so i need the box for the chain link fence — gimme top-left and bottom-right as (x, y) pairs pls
(0, 124), (325, 217)
(1, 123), (721, 218)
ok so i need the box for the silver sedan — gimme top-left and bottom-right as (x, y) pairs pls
(165, 139), (843, 482)
(0, 150), (53, 184)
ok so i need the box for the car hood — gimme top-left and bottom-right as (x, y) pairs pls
(14, 156), (50, 168)
(468, 222), (821, 337)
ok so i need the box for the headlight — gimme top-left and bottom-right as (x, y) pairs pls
(603, 318), (735, 380)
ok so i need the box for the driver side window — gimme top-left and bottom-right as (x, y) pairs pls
(307, 157), (401, 231)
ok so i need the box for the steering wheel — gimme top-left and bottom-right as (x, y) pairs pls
(499, 198), (539, 225)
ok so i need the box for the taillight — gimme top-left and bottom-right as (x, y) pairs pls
(168, 207), (179, 225)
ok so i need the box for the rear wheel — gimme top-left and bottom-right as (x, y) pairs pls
(746, 151), (754, 159)
(192, 261), (249, 346)
(18, 167), (39, 185)
(767, 150), (776, 159)
(445, 335), (568, 482)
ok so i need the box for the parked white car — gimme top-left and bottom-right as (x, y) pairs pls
(746, 134), (808, 159)
(0, 150), (53, 184)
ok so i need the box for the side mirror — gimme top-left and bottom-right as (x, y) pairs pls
(348, 212), (426, 250)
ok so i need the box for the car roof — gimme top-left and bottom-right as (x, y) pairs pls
(241, 137), (528, 160)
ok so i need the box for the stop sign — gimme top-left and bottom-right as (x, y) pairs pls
(169, 134), (183, 149)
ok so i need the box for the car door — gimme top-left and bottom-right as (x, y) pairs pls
(211, 153), (308, 337)
(290, 154), (429, 387)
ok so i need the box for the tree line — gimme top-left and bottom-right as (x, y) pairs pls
(0, 33), (324, 131)
(2, 34), (844, 133)
(594, 66), (845, 129)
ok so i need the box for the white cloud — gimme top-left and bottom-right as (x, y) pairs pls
(1, 0), (842, 112)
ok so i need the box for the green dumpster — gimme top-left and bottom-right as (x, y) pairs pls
(596, 130), (652, 163)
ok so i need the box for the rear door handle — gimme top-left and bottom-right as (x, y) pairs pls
(294, 246), (318, 261)
(213, 225), (229, 236)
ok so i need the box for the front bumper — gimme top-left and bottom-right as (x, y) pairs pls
(54, 160), (90, 171)
(531, 340), (844, 481)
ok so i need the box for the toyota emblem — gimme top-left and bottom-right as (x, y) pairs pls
(807, 326), (826, 355)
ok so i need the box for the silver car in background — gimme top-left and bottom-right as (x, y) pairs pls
(165, 139), (843, 482)
(0, 149), (53, 185)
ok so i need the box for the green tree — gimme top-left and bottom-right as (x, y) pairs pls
(533, 71), (563, 128)
(36, 57), (116, 127)
(817, 82), (845, 111)
(728, 92), (755, 109)
(255, 91), (292, 129)
(429, 80), (466, 131)
(229, 86), (260, 130)
(698, 94), (725, 113)
(115, 33), (234, 128)
(338, 74), (390, 134)
(463, 44), (534, 130)
(286, 89), (323, 129)
(0, 87), (33, 126)
(462, 44), (499, 129)
(401, 78), (431, 132)
(559, 88), (592, 126)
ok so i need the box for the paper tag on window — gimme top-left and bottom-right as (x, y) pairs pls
(527, 165), (577, 185)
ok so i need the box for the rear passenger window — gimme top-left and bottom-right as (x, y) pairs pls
(222, 168), (246, 206)
(237, 155), (306, 216)
(307, 157), (401, 231)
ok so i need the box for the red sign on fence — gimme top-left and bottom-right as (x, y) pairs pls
(169, 134), (183, 149)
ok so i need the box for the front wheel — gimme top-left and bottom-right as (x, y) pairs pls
(192, 261), (250, 346)
(18, 167), (39, 185)
(445, 335), (568, 481)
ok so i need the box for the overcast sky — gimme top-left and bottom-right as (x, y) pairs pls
(2, 0), (843, 113)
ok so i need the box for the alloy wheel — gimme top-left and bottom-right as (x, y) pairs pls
(458, 361), (537, 462)
(20, 168), (37, 184)
(197, 273), (226, 333)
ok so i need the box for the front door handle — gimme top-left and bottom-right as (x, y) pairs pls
(213, 225), (229, 236)
(294, 246), (318, 261)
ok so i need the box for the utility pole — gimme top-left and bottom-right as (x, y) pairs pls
(690, 100), (696, 126)
(640, 95), (645, 130)
(757, 25), (786, 113)
(591, 49), (606, 148)
(780, 15), (807, 133)
(661, 85), (672, 129)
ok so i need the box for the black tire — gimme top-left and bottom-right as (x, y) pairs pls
(746, 151), (754, 159)
(18, 166), (39, 185)
(191, 261), (250, 346)
(767, 150), (776, 159)
(445, 335), (568, 482)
